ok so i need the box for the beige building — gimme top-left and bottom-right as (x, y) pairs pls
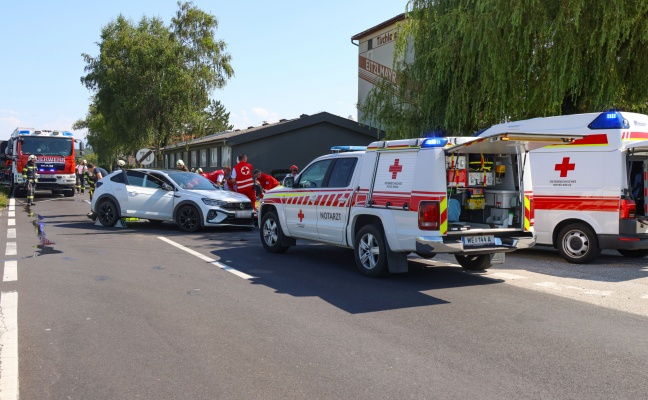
(351, 14), (405, 126)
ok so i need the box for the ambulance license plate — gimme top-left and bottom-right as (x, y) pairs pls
(236, 210), (252, 219)
(462, 235), (496, 246)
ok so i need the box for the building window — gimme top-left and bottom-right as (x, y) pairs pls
(221, 146), (231, 167)
(164, 154), (169, 169)
(210, 147), (218, 166)
(368, 38), (373, 50)
(191, 151), (197, 168)
(200, 149), (207, 167)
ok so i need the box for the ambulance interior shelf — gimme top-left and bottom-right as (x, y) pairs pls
(446, 153), (522, 229)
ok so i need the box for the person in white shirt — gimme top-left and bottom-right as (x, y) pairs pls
(76, 159), (87, 194)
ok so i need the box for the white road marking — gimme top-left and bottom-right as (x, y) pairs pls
(7, 211), (14, 218)
(3, 261), (17, 282)
(157, 237), (254, 280)
(490, 272), (528, 280)
(7, 219), (14, 226)
(7, 229), (15, 239)
(8, 198), (15, 210)
(0, 291), (19, 400)
(5, 242), (16, 256)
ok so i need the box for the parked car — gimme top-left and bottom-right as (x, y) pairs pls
(90, 169), (255, 232)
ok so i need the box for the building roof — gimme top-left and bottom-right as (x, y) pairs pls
(351, 13), (406, 41)
(162, 112), (383, 150)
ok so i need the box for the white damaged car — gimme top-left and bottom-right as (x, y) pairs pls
(90, 169), (254, 232)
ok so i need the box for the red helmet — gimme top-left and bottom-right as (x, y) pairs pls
(290, 165), (298, 171)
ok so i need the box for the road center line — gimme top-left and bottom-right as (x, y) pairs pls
(0, 291), (19, 400)
(3, 261), (17, 282)
(7, 229), (15, 239)
(5, 243), (16, 256)
(157, 236), (254, 280)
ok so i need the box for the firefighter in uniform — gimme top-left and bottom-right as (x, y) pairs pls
(76, 159), (87, 194)
(85, 163), (109, 202)
(176, 159), (190, 172)
(231, 154), (257, 210)
(23, 155), (38, 206)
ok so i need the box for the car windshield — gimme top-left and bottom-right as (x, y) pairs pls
(167, 171), (220, 190)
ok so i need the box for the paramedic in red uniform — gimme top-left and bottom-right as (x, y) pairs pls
(253, 169), (279, 197)
(201, 168), (224, 185)
(232, 154), (256, 209)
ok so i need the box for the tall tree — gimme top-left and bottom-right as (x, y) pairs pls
(360, 0), (648, 138)
(73, 100), (123, 167)
(80, 1), (234, 158)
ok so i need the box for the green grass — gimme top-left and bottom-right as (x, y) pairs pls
(0, 186), (9, 208)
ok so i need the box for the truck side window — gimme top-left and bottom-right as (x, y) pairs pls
(297, 160), (332, 189)
(326, 158), (357, 188)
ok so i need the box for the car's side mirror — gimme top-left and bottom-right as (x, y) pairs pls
(282, 176), (294, 188)
(162, 183), (173, 191)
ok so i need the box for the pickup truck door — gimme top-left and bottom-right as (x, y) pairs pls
(316, 157), (358, 244)
(284, 159), (333, 239)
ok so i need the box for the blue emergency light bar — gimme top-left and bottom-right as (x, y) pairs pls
(588, 111), (629, 130)
(63, 131), (73, 136)
(330, 145), (367, 153)
(421, 137), (449, 148)
(19, 130), (31, 134)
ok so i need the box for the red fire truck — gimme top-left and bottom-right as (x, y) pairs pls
(1, 127), (83, 198)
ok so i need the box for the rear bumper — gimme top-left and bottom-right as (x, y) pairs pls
(416, 233), (536, 255)
(598, 234), (648, 250)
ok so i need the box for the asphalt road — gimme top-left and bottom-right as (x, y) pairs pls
(1, 192), (647, 399)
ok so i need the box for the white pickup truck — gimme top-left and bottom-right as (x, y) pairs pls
(258, 133), (579, 277)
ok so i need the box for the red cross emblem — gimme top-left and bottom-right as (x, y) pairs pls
(298, 209), (304, 222)
(241, 166), (250, 175)
(389, 159), (403, 179)
(554, 157), (575, 177)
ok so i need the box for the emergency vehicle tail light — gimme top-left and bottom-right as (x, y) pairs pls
(620, 199), (636, 219)
(421, 138), (448, 148)
(418, 201), (440, 230)
(588, 111), (629, 130)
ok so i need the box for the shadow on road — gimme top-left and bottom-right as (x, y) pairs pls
(213, 242), (503, 314)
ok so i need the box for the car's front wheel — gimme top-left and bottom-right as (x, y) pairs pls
(176, 204), (201, 232)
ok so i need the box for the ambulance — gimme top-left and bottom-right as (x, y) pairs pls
(258, 131), (580, 277)
(478, 111), (648, 263)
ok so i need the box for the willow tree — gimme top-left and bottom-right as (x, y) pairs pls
(360, 0), (648, 138)
(80, 1), (234, 159)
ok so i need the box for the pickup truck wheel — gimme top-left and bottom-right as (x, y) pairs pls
(260, 212), (289, 253)
(617, 249), (648, 258)
(454, 254), (491, 271)
(557, 223), (600, 264)
(354, 225), (388, 277)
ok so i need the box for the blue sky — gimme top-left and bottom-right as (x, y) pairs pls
(0, 0), (406, 141)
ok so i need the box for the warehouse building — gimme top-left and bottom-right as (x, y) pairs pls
(161, 112), (382, 175)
